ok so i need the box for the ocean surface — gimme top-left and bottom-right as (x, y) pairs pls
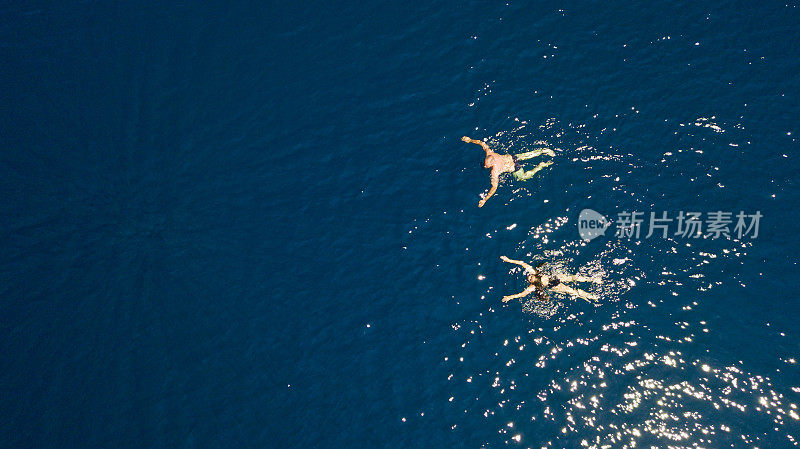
(2, 2), (800, 448)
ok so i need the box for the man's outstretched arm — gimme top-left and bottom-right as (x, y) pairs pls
(502, 284), (536, 303)
(478, 170), (499, 207)
(500, 256), (536, 273)
(462, 136), (491, 154)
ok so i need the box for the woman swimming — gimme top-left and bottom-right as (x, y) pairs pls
(499, 256), (601, 303)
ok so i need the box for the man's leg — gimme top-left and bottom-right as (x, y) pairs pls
(512, 161), (553, 181)
(515, 148), (555, 160)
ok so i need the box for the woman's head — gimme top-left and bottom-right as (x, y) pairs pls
(540, 275), (550, 287)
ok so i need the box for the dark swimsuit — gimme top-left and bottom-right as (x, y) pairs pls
(512, 155), (522, 171)
(530, 272), (560, 301)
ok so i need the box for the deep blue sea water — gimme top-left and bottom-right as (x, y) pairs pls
(2, 2), (800, 448)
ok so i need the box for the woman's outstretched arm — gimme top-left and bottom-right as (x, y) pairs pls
(500, 255), (535, 273)
(502, 284), (536, 303)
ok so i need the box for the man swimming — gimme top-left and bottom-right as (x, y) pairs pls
(499, 255), (601, 303)
(461, 136), (555, 207)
